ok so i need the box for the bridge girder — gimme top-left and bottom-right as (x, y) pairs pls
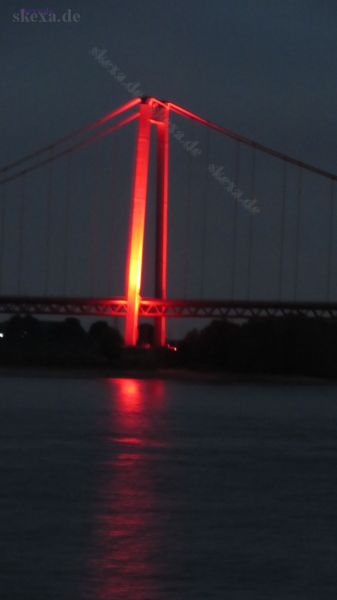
(1, 297), (337, 321)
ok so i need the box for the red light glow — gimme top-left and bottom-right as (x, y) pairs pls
(124, 99), (170, 347)
(115, 378), (141, 407)
(154, 106), (169, 347)
(166, 343), (178, 352)
(124, 102), (152, 346)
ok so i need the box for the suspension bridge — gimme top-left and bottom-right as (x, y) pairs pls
(1, 96), (337, 346)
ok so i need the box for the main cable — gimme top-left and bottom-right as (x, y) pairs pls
(0, 98), (141, 176)
(0, 112), (139, 186)
(169, 102), (337, 182)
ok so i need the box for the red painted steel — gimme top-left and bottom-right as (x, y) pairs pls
(124, 101), (152, 346)
(1, 297), (337, 321)
(154, 104), (170, 347)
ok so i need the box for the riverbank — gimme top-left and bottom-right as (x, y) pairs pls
(0, 365), (334, 385)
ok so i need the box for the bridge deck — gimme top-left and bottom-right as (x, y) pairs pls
(0, 297), (337, 320)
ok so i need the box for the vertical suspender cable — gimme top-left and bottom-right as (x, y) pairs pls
(44, 149), (53, 295)
(108, 141), (116, 297)
(200, 128), (210, 298)
(183, 152), (192, 299)
(294, 167), (303, 300)
(247, 147), (256, 299)
(231, 140), (240, 299)
(327, 179), (335, 301)
(88, 144), (101, 296)
(63, 153), (72, 296)
(18, 175), (26, 294)
(0, 178), (7, 293)
(278, 160), (287, 299)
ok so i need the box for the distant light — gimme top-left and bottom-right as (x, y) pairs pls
(0, 332), (4, 339)
(166, 344), (178, 352)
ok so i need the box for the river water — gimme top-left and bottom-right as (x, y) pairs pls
(1, 376), (337, 599)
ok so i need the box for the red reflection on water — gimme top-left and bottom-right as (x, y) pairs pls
(112, 378), (165, 407)
(89, 379), (165, 600)
(115, 379), (141, 408)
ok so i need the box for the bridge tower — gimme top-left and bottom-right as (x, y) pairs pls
(124, 97), (169, 347)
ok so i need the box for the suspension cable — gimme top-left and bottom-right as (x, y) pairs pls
(18, 175), (26, 294)
(183, 153), (192, 299)
(327, 180), (335, 301)
(0, 112), (139, 186)
(63, 153), (72, 296)
(0, 98), (141, 176)
(294, 168), (303, 300)
(89, 142), (102, 297)
(44, 150), (54, 295)
(0, 178), (6, 294)
(278, 160), (287, 299)
(200, 127), (210, 298)
(231, 141), (240, 299)
(108, 140), (117, 297)
(168, 102), (337, 182)
(247, 147), (256, 299)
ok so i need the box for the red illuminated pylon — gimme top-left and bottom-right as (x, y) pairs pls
(154, 103), (169, 347)
(124, 98), (170, 347)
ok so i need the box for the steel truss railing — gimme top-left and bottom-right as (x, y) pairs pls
(1, 297), (337, 320)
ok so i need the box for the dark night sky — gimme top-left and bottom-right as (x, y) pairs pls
(1, 1), (337, 334)
(2, 1), (337, 165)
